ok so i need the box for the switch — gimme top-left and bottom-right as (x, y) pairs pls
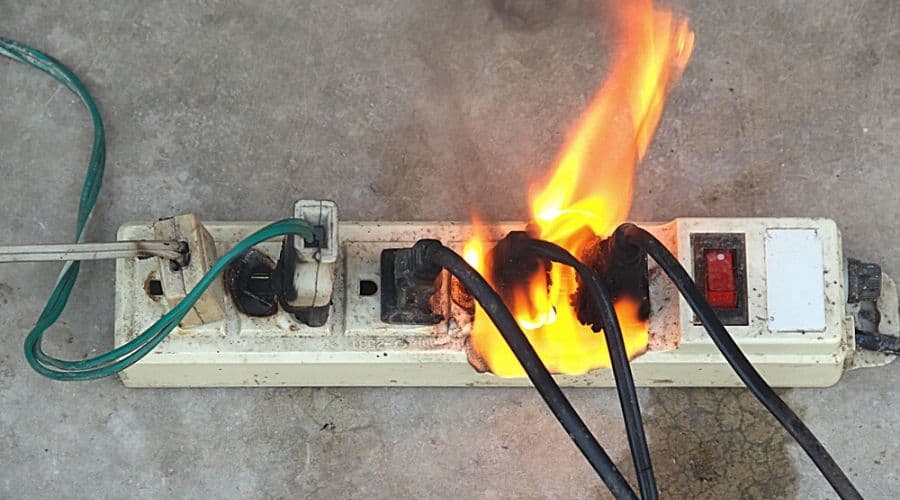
(691, 233), (748, 325)
(705, 249), (737, 308)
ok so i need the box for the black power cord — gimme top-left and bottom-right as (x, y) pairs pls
(856, 329), (900, 356)
(612, 223), (862, 500)
(411, 239), (638, 500)
(520, 236), (657, 500)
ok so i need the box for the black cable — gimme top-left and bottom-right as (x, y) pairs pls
(613, 223), (862, 500)
(524, 238), (657, 500)
(856, 329), (900, 356)
(415, 239), (638, 500)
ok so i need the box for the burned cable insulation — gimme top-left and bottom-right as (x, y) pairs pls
(412, 239), (638, 500)
(612, 223), (862, 500)
(523, 237), (657, 500)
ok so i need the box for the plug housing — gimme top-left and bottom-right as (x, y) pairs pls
(277, 200), (338, 326)
(152, 214), (226, 327)
(380, 239), (443, 324)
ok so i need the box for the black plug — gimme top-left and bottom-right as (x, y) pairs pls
(488, 231), (550, 299)
(380, 239), (444, 325)
(574, 228), (650, 330)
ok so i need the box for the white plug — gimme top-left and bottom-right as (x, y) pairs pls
(280, 200), (338, 312)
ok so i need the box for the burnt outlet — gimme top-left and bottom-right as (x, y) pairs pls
(488, 231), (551, 306)
(225, 248), (279, 317)
(449, 275), (475, 315)
(380, 248), (443, 325)
(576, 234), (651, 330)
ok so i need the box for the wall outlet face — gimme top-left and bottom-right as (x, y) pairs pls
(115, 218), (863, 388)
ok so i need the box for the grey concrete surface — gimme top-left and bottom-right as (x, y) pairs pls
(1, 0), (897, 498)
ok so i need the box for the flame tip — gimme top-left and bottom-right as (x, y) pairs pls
(467, 0), (691, 376)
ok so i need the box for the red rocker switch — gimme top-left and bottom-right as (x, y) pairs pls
(705, 249), (738, 309)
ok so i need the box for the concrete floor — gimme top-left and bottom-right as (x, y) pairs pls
(1, 0), (897, 498)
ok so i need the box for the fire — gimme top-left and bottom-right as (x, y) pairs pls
(467, 0), (693, 377)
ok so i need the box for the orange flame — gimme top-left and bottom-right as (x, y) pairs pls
(468, 0), (693, 377)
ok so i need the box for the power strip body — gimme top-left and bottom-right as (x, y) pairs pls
(115, 217), (893, 388)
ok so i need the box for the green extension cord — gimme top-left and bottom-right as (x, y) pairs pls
(1, 38), (314, 380)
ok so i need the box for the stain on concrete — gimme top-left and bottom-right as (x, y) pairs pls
(491, 0), (562, 32)
(0, 282), (13, 305)
(641, 388), (799, 499)
(699, 164), (778, 210)
(852, 46), (881, 78)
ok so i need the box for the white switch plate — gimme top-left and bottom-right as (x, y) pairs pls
(114, 217), (894, 388)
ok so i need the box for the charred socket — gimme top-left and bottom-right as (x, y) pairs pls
(221, 230), (332, 326)
(224, 248), (279, 317)
(380, 240), (444, 324)
(575, 232), (651, 328)
(379, 233), (650, 329)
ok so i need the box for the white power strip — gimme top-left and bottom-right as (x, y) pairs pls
(114, 215), (897, 387)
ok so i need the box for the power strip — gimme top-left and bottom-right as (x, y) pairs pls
(115, 216), (897, 387)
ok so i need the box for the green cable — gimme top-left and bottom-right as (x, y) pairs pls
(2, 38), (315, 380)
(0, 38), (104, 241)
(27, 219), (314, 381)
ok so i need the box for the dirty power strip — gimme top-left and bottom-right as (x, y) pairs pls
(114, 200), (898, 388)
